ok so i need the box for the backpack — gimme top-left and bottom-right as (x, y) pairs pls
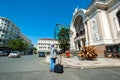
(51, 49), (58, 58)
(54, 49), (59, 55)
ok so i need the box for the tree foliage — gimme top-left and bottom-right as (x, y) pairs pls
(57, 28), (70, 52)
(7, 39), (28, 51)
(33, 47), (37, 54)
(33, 47), (37, 50)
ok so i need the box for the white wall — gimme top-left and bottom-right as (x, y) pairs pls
(36, 39), (59, 52)
(70, 23), (76, 51)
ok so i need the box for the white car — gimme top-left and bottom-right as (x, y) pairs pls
(8, 51), (21, 58)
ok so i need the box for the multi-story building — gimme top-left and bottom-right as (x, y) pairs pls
(0, 16), (21, 46)
(0, 16), (33, 54)
(20, 33), (33, 54)
(54, 24), (69, 39)
(70, 0), (120, 57)
(36, 38), (59, 53)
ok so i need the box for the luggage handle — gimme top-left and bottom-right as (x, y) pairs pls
(57, 54), (62, 64)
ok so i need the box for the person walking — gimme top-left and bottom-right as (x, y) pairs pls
(49, 43), (58, 72)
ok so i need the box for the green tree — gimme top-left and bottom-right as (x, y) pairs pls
(33, 47), (37, 54)
(57, 28), (70, 52)
(7, 39), (28, 51)
(33, 47), (37, 50)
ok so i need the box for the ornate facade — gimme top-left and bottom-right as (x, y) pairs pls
(70, 0), (120, 57)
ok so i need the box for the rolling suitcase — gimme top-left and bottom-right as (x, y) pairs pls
(54, 55), (64, 73)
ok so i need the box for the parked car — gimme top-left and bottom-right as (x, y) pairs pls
(38, 52), (46, 57)
(8, 51), (21, 58)
(0, 51), (3, 56)
(0, 50), (11, 56)
(2, 50), (11, 56)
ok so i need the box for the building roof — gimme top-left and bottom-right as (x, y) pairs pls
(39, 38), (57, 40)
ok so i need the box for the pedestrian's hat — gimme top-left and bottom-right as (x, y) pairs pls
(50, 43), (54, 47)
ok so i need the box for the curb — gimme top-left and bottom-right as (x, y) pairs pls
(68, 64), (120, 69)
(43, 61), (120, 69)
(43, 56), (120, 69)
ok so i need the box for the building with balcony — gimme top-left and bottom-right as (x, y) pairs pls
(70, 0), (120, 57)
(20, 33), (34, 54)
(36, 38), (60, 53)
(0, 16), (33, 54)
(0, 17), (21, 46)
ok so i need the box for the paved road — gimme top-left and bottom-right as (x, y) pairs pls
(0, 55), (120, 80)
(0, 55), (47, 72)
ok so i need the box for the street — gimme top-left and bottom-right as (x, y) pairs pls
(0, 55), (120, 80)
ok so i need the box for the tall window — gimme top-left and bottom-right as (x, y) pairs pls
(116, 11), (120, 26)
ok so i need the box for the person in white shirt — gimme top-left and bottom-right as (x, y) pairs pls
(49, 43), (57, 72)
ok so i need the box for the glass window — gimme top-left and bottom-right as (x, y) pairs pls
(0, 26), (2, 29)
(116, 11), (120, 26)
(4, 24), (6, 26)
(1, 23), (3, 25)
(1, 34), (4, 38)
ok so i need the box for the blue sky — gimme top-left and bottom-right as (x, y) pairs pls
(0, 0), (92, 45)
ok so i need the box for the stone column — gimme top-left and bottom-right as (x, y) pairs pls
(86, 19), (93, 45)
(84, 21), (89, 46)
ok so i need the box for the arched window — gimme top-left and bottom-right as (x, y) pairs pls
(116, 11), (120, 26)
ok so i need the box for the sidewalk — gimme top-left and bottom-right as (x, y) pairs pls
(45, 55), (120, 69)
